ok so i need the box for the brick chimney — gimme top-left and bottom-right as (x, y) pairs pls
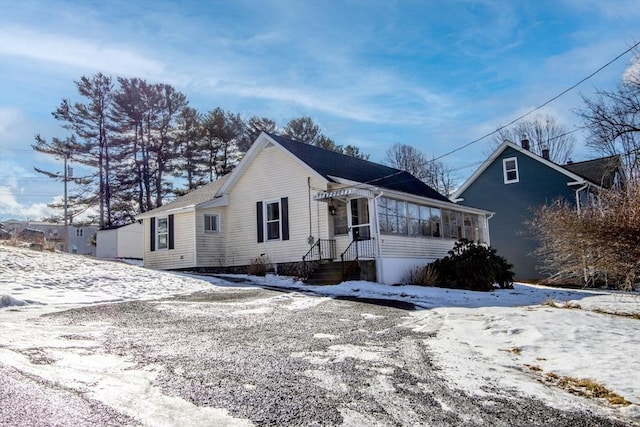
(521, 138), (530, 150)
(542, 145), (550, 160)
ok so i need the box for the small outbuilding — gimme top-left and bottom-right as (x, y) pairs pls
(96, 222), (144, 260)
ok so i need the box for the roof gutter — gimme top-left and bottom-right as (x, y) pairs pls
(136, 205), (196, 220)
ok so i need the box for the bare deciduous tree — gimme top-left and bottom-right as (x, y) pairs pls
(577, 59), (640, 178)
(384, 144), (457, 196)
(491, 114), (576, 164)
(384, 144), (429, 181)
(530, 179), (640, 291)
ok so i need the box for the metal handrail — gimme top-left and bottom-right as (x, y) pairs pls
(302, 239), (336, 278)
(340, 236), (376, 277)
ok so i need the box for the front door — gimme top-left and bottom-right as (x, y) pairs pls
(350, 198), (370, 240)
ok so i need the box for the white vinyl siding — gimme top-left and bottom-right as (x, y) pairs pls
(265, 200), (281, 240)
(503, 157), (519, 184)
(196, 209), (226, 267)
(225, 145), (328, 266)
(144, 213), (196, 269)
(204, 214), (219, 233)
(379, 234), (454, 259)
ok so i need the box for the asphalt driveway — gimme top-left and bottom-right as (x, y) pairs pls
(1, 285), (633, 426)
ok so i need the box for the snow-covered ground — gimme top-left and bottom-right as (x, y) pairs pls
(1, 243), (639, 425)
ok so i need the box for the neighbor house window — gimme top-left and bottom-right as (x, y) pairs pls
(204, 214), (219, 233)
(157, 217), (168, 249)
(503, 157), (519, 184)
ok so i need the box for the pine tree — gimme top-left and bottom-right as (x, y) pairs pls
(36, 73), (115, 227)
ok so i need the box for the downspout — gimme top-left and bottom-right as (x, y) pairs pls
(575, 182), (589, 215)
(373, 190), (384, 283)
(307, 177), (314, 244)
(485, 212), (495, 247)
(574, 181), (589, 286)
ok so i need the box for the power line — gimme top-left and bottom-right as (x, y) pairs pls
(431, 41), (640, 163)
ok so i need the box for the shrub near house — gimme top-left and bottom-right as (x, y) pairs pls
(408, 239), (514, 292)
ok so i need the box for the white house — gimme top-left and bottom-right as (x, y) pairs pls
(137, 133), (492, 284)
(96, 222), (144, 259)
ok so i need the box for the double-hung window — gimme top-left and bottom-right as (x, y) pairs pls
(150, 215), (174, 252)
(503, 157), (519, 184)
(257, 198), (289, 243)
(265, 201), (281, 240)
(204, 214), (219, 233)
(157, 217), (168, 249)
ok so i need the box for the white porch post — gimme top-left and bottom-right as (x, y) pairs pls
(373, 191), (384, 284)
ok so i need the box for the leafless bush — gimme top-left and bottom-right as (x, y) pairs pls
(531, 179), (640, 291)
(403, 263), (439, 286)
(247, 255), (270, 276)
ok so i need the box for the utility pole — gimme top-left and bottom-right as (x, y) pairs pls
(64, 151), (68, 253)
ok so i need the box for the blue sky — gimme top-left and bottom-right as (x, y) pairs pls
(1, 0), (638, 221)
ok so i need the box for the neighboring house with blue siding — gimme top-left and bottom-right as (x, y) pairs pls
(453, 139), (625, 281)
(137, 132), (492, 284)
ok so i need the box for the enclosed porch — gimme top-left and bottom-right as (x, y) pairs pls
(302, 185), (492, 285)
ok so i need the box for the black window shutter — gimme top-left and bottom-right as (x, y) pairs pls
(256, 201), (264, 242)
(150, 217), (156, 252)
(168, 214), (175, 250)
(281, 197), (289, 241)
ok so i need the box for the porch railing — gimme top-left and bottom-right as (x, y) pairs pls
(340, 237), (376, 277)
(302, 239), (336, 278)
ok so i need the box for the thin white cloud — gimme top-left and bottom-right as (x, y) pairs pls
(0, 107), (26, 150)
(0, 186), (58, 221)
(562, 0), (640, 19)
(623, 54), (639, 84)
(0, 26), (166, 79)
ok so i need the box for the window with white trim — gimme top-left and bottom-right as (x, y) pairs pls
(265, 200), (281, 240)
(157, 217), (168, 249)
(377, 197), (485, 242)
(204, 214), (219, 233)
(503, 157), (519, 183)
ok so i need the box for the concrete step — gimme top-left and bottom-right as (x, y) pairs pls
(304, 261), (359, 285)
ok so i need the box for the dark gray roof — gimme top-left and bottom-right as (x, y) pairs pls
(563, 155), (621, 188)
(268, 133), (450, 202)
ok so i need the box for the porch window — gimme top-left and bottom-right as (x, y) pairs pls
(378, 198), (407, 234)
(463, 213), (479, 241)
(204, 214), (219, 233)
(408, 203), (441, 237)
(442, 210), (463, 239)
(377, 197), (484, 242)
(430, 207), (442, 237)
(503, 157), (519, 184)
